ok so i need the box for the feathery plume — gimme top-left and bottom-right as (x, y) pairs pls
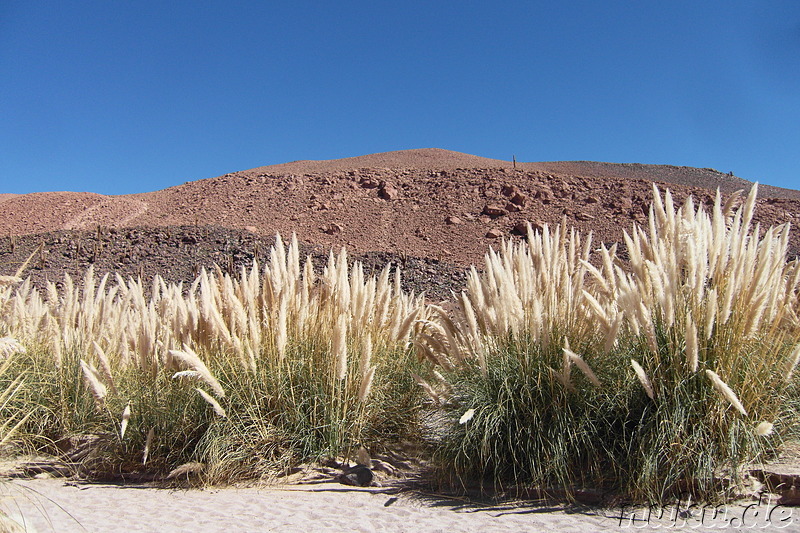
(167, 462), (205, 479)
(196, 388), (227, 418)
(359, 332), (373, 377)
(459, 408), (476, 424)
(706, 369), (747, 416)
(0, 337), (25, 359)
(80, 359), (107, 410)
(333, 314), (348, 381)
(172, 370), (202, 380)
(169, 346), (225, 398)
(564, 348), (601, 387)
(93, 341), (117, 394)
(143, 428), (154, 465)
(120, 403), (131, 439)
(549, 367), (576, 392)
(755, 421), (774, 436)
(357, 366), (376, 403)
(0, 275), (23, 287)
(631, 359), (655, 400)
(785, 344), (800, 381)
(411, 372), (441, 404)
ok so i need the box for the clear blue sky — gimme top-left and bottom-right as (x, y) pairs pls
(2, 1), (799, 195)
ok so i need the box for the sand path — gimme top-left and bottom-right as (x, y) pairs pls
(61, 197), (149, 231)
(1, 479), (797, 532)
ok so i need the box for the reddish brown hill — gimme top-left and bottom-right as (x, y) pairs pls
(0, 150), (798, 285)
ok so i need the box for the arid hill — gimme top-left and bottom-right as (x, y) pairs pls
(1, 149), (798, 297)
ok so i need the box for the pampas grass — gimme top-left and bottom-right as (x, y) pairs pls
(142, 427), (154, 465)
(169, 347), (225, 398)
(196, 388), (227, 418)
(420, 184), (800, 503)
(0, 351), (32, 449)
(0, 234), (425, 482)
(630, 359), (655, 400)
(705, 369), (747, 416)
(564, 348), (601, 388)
(119, 403), (131, 439)
(0, 338), (25, 359)
(79, 359), (107, 410)
(755, 421), (774, 436)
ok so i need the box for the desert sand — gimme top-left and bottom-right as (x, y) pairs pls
(2, 478), (613, 533)
(3, 478), (797, 532)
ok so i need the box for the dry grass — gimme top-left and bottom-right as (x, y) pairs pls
(0, 235), (427, 481)
(418, 184), (800, 502)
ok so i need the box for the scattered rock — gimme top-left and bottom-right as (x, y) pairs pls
(338, 464), (374, 487)
(500, 184), (517, 196)
(585, 196), (600, 204)
(482, 204), (507, 218)
(512, 220), (544, 235)
(322, 223), (342, 235)
(445, 216), (464, 225)
(511, 221), (529, 235)
(510, 193), (528, 206)
(533, 189), (551, 204)
(378, 182), (399, 200)
(243, 225), (257, 233)
(575, 212), (595, 221)
(485, 228), (503, 239)
(359, 177), (379, 188)
(505, 202), (521, 213)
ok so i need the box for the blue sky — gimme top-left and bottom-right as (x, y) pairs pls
(1, 1), (798, 195)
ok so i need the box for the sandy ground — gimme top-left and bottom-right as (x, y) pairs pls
(0, 479), (797, 532)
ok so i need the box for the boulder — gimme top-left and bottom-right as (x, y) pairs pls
(512, 220), (545, 235)
(359, 177), (380, 189)
(322, 223), (342, 235)
(378, 182), (399, 200)
(482, 204), (507, 218)
(338, 464), (374, 487)
(510, 193), (528, 206)
(500, 184), (517, 196)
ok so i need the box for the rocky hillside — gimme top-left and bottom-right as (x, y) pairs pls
(1, 149), (798, 296)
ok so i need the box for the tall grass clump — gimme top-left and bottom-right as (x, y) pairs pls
(0, 235), (426, 482)
(418, 184), (800, 503)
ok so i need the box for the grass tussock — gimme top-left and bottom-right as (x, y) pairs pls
(416, 184), (800, 503)
(0, 235), (426, 482)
